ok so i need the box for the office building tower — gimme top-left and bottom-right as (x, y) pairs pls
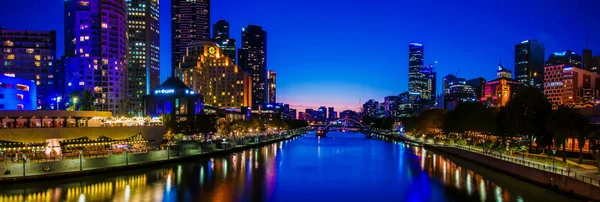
(515, 40), (545, 90)
(421, 63), (436, 101)
(64, 0), (128, 114)
(238, 25), (267, 109)
(176, 42), (251, 108)
(408, 43), (425, 102)
(467, 77), (486, 100)
(288, 108), (297, 120)
(362, 99), (378, 118)
(583, 49), (593, 71)
(212, 20), (236, 64)
(383, 96), (398, 118)
(442, 74), (457, 95)
(0, 28), (56, 109)
(328, 107), (336, 119)
(317, 106), (327, 122)
(268, 70), (276, 103)
(127, 0), (160, 115)
(171, 0), (210, 74)
(546, 50), (582, 68)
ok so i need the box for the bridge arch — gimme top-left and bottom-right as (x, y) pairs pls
(321, 118), (371, 131)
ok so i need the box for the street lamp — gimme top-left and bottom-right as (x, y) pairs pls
(73, 97), (78, 111)
(52, 96), (62, 111)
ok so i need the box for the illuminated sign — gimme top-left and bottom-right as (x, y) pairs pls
(185, 90), (195, 95)
(154, 89), (175, 94)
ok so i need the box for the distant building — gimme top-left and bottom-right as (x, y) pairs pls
(268, 70), (276, 103)
(328, 107), (336, 119)
(421, 64), (437, 101)
(317, 106), (327, 122)
(467, 77), (486, 100)
(64, 0), (128, 114)
(515, 40), (545, 90)
(127, 0), (160, 116)
(0, 28), (56, 109)
(544, 65), (600, 108)
(288, 108), (297, 120)
(583, 49), (593, 71)
(176, 42), (252, 109)
(482, 63), (521, 107)
(383, 96), (399, 118)
(362, 99), (378, 118)
(298, 112), (304, 120)
(408, 43), (426, 102)
(212, 20), (236, 64)
(340, 110), (358, 120)
(238, 25), (267, 109)
(546, 50), (582, 68)
(442, 74), (458, 95)
(171, 0), (210, 74)
(145, 77), (203, 134)
(0, 74), (37, 110)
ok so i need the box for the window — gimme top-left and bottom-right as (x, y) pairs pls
(0, 94), (4, 99)
(16, 84), (29, 91)
(16, 104), (23, 110)
(16, 94), (24, 100)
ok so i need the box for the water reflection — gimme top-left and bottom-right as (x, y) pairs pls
(0, 134), (578, 202)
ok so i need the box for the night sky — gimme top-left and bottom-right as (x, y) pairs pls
(1, 0), (599, 113)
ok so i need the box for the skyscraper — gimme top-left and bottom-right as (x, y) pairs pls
(127, 0), (160, 115)
(408, 43), (425, 102)
(64, 0), (128, 114)
(514, 40), (545, 90)
(583, 49), (593, 71)
(268, 70), (276, 103)
(0, 28), (56, 109)
(171, 0), (210, 74)
(421, 63), (436, 101)
(328, 107), (336, 119)
(212, 20), (236, 64)
(239, 25), (267, 109)
(546, 50), (582, 67)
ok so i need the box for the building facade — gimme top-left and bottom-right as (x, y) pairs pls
(482, 63), (521, 107)
(0, 28), (56, 109)
(515, 40), (545, 90)
(0, 75), (37, 110)
(176, 42), (251, 109)
(145, 77), (203, 134)
(328, 107), (336, 120)
(171, 0), (210, 74)
(268, 70), (276, 103)
(212, 20), (236, 64)
(544, 65), (600, 107)
(408, 43), (425, 102)
(546, 50), (582, 67)
(64, 0), (129, 114)
(127, 0), (160, 116)
(238, 25), (267, 109)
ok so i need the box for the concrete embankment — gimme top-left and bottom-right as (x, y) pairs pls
(0, 134), (301, 183)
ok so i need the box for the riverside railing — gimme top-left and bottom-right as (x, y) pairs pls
(0, 131), (305, 179)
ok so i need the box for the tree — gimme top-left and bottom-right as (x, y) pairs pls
(67, 90), (81, 111)
(502, 86), (552, 153)
(576, 116), (593, 163)
(80, 89), (95, 111)
(545, 105), (582, 162)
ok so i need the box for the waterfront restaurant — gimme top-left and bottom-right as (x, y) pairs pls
(145, 77), (204, 134)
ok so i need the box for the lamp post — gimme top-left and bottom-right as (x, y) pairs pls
(73, 97), (79, 111)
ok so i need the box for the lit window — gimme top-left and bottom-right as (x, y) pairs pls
(34, 55), (41, 60)
(35, 62), (40, 67)
(68, 82), (72, 86)
(16, 94), (23, 100)
(79, 82), (85, 86)
(6, 54), (14, 60)
(16, 104), (23, 110)
(26, 49), (34, 54)
(48, 75), (53, 78)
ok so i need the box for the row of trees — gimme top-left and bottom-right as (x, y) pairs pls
(403, 86), (599, 163)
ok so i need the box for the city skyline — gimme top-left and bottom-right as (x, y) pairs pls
(1, 0), (599, 113)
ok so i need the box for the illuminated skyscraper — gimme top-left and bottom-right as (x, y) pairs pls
(239, 25), (267, 109)
(546, 50), (582, 67)
(268, 70), (276, 103)
(408, 43), (425, 102)
(176, 42), (251, 108)
(0, 28), (56, 109)
(64, 0), (128, 114)
(171, 0), (210, 74)
(127, 0), (160, 115)
(212, 20), (236, 64)
(514, 40), (545, 90)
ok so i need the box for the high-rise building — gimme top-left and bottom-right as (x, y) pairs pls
(515, 40), (545, 90)
(544, 65), (600, 107)
(212, 20), (236, 64)
(298, 112), (304, 120)
(467, 77), (486, 100)
(171, 0), (210, 74)
(362, 99), (378, 118)
(328, 107), (336, 119)
(583, 49), (593, 71)
(127, 0), (160, 115)
(408, 43), (425, 102)
(288, 108), (297, 120)
(238, 25), (267, 109)
(546, 50), (582, 68)
(442, 74), (458, 95)
(317, 106), (327, 122)
(0, 28), (56, 109)
(176, 42), (251, 108)
(268, 70), (276, 103)
(64, 0), (128, 114)
(593, 56), (600, 73)
(421, 63), (436, 101)
(383, 96), (398, 118)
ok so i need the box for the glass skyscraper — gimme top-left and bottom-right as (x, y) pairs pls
(239, 25), (267, 109)
(514, 40), (545, 90)
(64, 0), (129, 114)
(171, 0), (210, 75)
(212, 20), (236, 64)
(408, 43), (425, 102)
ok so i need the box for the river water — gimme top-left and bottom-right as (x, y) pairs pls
(0, 132), (579, 202)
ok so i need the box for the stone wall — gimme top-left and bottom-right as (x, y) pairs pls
(437, 146), (600, 201)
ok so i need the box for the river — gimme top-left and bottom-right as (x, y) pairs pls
(0, 132), (579, 202)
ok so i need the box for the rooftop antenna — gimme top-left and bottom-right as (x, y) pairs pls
(587, 32), (590, 49)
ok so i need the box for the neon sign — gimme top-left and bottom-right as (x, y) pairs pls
(154, 89), (175, 94)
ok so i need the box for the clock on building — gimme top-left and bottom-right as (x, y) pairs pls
(208, 47), (216, 55)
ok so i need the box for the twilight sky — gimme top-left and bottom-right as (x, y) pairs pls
(1, 0), (599, 113)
